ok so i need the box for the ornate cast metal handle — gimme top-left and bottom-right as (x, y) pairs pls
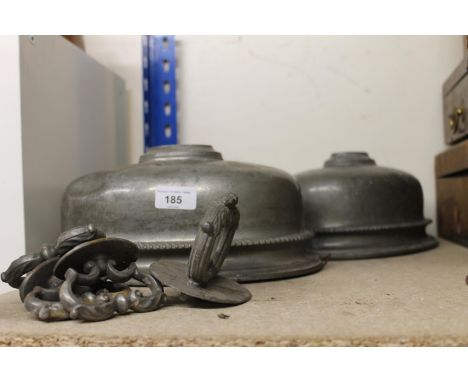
(131, 268), (166, 313)
(59, 267), (165, 322)
(4, 225), (170, 323)
(149, 192), (251, 305)
(54, 224), (105, 256)
(24, 286), (70, 322)
(1, 245), (55, 289)
(5, 210), (251, 321)
(187, 193), (240, 285)
(1, 225), (104, 289)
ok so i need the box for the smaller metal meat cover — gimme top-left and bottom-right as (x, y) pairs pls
(61, 145), (325, 282)
(296, 152), (438, 260)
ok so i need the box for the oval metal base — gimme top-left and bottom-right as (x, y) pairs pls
(139, 244), (326, 283)
(309, 230), (438, 260)
(54, 238), (138, 279)
(150, 260), (252, 305)
(19, 257), (60, 302)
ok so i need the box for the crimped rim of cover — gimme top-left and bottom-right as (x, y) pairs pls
(310, 235), (438, 260)
(313, 219), (432, 234)
(136, 230), (314, 251)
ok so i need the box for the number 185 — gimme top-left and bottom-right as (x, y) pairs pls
(165, 195), (182, 204)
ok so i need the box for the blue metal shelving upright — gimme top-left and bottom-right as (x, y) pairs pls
(142, 35), (178, 150)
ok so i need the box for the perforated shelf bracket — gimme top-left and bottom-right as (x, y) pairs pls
(142, 35), (178, 149)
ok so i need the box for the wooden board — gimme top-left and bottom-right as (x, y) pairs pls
(1, 240), (468, 347)
(435, 142), (468, 245)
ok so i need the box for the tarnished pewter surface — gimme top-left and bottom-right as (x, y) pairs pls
(219, 249), (326, 282)
(19, 257), (61, 302)
(296, 152), (438, 259)
(152, 261), (251, 305)
(54, 238), (138, 280)
(151, 193), (251, 305)
(187, 192), (240, 284)
(54, 224), (105, 256)
(24, 287), (70, 322)
(62, 144), (318, 282)
(1, 225), (104, 289)
(59, 268), (165, 322)
(3, 227), (166, 323)
(38, 237), (164, 322)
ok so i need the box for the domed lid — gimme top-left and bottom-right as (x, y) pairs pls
(296, 152), (437, 259)
(62, 144), (324, 282)
(324, 152), (376, 167)
(139, 145), (223, 163)
(297, 152), (429, 232)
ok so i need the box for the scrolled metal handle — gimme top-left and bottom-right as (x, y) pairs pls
(130, 269), (166, 313)
(24, 286), (70, 321)
(59, 266), (165, 322)
(1, 245), (55, 289)
(1, 225), (104, 289)
(187, 193), (240, 285)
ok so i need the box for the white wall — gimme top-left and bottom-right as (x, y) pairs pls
(84, 35), (464, 236)
(0, 36), (25, 293)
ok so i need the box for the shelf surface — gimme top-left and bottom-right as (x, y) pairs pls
(1, 239), (468, 346)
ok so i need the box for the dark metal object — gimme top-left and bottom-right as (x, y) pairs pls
(187, 193), (240, 284)
(1, 245), (55, 289)
(19, 257), (61, 302)
(152, 261), (251, 305)
(60, 268), (165, 322)
(1, 224), (104, 288)
(54, 238), (138, 281)
(3, 226), (166, 322)
(443, 55), (468, 144)
(24, 287), (70, 321)
(23, 281), (124, 322)
(20, 236), (164, 321)
(296, 152), (438, 260)
(151, 193), (252, 305)
(53, 238), (164, 321)
(62, 144), (323, 282)
(60, 241), (161, 322)
(436, 141), (468, 247)
(5, 199), (255, 322)
(54, 224), (105, 256)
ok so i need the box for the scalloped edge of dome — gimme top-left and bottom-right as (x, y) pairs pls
(136, 230), (313, 251)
